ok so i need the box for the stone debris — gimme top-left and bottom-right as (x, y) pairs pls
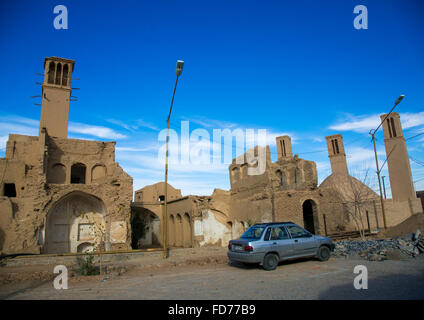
(332, 229), (424, 261)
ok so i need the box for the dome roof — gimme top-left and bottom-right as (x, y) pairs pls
(319, 173), (379, 202)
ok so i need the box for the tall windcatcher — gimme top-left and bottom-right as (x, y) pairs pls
(380, 112), (415, 201)
(276, 135), (293, 160)
(325, 134), (348, 175)
(39, 57), (75, 138)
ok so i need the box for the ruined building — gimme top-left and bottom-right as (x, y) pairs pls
(0, 57), (133, 255)
(132, 136), (352, 248)
(319, 134), (382, 231)
(132, 182), (236, 248)
(133, 122), (422, 248)
(228, 136), (348, 235)
(2, 57), (421, 254)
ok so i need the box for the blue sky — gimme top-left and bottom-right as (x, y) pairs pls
(0, 0), (423, 196)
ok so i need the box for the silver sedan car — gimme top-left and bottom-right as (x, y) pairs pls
(227, 222), (335, 270)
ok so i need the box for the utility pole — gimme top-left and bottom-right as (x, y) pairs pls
(369, 131), (387, 229)
(368, 94), (404, 230)
(163, 60), (184, 259)
(382, 176), (387, 199)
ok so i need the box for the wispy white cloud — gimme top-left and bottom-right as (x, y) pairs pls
(115, 146), (154, 152)
(134, 119), (160, 131)
(401, 112), (424, 130)
(0, 135), (8, 151)
(106, 118), (133, 131)
(0, 116), (39, 127)
(182, 116), (238, 129)
(107, 118), (160, 131)
(329, 112), (424, 133)
(0, 115), (127, 141)
(0, 122), (38, 137)
(68, 122), (127, 139)
(329, 114), (380, 133)
(346, 146), (384, 165)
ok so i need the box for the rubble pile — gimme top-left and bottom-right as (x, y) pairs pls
(332, 230), (424, 261)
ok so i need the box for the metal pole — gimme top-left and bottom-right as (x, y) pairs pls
(365, 210), (370, 233)
(371, 132), (387, 229)
(323, 214), (328, 236)
(373, 200), (380, 229)
(382, 176), (387, 199)
(163, 75), (179, 259)
(67, 201), (70, 252)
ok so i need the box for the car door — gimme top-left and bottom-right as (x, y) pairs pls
(268, 226), (295, 259)
(286, 225), (318, 257)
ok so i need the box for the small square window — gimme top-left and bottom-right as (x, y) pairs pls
(3, 183), (16, 197)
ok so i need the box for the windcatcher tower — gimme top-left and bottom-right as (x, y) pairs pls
(380, 112), (415, 201)
(325, 134), (348, 175)
(39, 57), (75, 138)
(276, 135), (293, 160)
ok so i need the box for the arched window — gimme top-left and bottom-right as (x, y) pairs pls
(240, 164), (247, 178)
(331, 139), (340, 154)
(334, 139), (340, 154)
(279, 139), (287, 157)
(62, 64), (69, 86)
(390, 118), (397, 137)
(231, 167), (240, 182)
(276, 170), (283, 186)
(71, 163), (86, 184)
(48, 61), (55, 84)
(55, 63), (62, 85)
(91, 164), (106, 182)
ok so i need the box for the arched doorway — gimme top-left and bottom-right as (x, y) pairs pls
(183, 213), (191, 247)
(130, 207), (161, 249)
(302, 200), (318, 234)
(175, 214), (183, 247)
(45, 192), (106, 254)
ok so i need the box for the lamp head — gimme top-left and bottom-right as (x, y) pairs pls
(394, 94), (405, 106)
(176, 60), (184, 76)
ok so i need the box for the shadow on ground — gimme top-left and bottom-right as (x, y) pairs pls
(228, 257), (317, 270)
(318, 272), (424, 300)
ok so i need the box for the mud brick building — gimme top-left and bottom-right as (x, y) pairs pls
(0, 57), (133, 255)
(134, 127), (422, 248)
(1, 56), (421, 254)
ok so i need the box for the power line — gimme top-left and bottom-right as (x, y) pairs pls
(414, 177), (424, 183)
(168, 119), (376, 159)
(406, 132), (424, 141)
(410, 157), (424, 167)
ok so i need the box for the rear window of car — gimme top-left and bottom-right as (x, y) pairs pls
(241, 226), (266, 240)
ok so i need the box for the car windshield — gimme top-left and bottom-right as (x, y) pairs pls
(241, 226), (265, 240)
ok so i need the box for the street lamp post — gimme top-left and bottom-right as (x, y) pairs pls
(163, 60), (184, 259)
(382, 176), (387, 199)
(369, 94), (404, 230)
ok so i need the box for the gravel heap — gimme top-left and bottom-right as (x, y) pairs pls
(332, 230), (424, 261)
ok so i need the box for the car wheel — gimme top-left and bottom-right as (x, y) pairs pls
(317, 246), (331, 261)
(263, 253), (279, 271)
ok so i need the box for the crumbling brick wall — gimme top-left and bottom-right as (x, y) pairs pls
(0, 132), (133, 255)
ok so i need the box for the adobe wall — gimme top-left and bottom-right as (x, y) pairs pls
(417, 191), (424, 212)
(132, 185), (236, 248)
(383, 198), (423, 227)
(0, 133), (133, 255)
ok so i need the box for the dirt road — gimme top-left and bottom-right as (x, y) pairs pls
(2, 255), (424, 300)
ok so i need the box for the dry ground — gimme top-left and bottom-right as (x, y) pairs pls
(1, 247), (423, 300)
(377, 213), (424, 238)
